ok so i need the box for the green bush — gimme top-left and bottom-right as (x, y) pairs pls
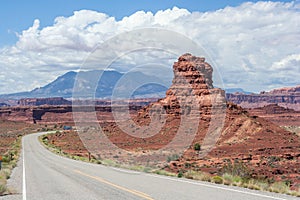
(1, 156), (11, 163)
(178, 170), (184, 178)
(212, 176), (223, 184)
(194, 143), (201, 151)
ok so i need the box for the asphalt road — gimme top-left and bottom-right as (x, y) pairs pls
(9, 133), (299, 200)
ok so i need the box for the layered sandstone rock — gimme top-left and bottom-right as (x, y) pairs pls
(18, 97), (71, 106)
(226, 85), (300, 111)
(160, 53), (225, 110)
(137, 53), (226, 122)
(0, 99), (155, 124)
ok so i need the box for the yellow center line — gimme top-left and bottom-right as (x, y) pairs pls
(73, 170), (154, 200)
(132, 189), (152, 198)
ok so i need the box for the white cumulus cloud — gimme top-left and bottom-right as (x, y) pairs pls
(0, 2), (299, 94)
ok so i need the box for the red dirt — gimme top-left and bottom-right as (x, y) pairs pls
(0, 120), (42, 155)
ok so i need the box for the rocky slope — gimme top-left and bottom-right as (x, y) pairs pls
(226, 85), (300, 111)
(247, 104), (300, 126)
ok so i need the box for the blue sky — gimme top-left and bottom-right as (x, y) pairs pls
(0, 0), (299, 94)
(0, 0), (294, 46)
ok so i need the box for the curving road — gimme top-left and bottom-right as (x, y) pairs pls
(4, 132), (299, 200)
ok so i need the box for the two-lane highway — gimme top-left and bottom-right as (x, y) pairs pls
(21, 133), (297, 200)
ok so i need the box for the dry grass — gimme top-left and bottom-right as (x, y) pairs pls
(184, 170), (211, 182)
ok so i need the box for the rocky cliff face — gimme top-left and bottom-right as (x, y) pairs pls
(136, 53), (226, 122)
(159, 53), (225, 111)
(18, 97), (71, 106)
(226, 85), (300, 111)
(267, 86), (300, 94)
(0, 99), (155, 124)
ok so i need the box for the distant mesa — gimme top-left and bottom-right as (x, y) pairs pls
(18, 97), (71, 106)
(226, 85), (300, 111)
(224, 88), (253, 95)
(263, 85), (300, 94)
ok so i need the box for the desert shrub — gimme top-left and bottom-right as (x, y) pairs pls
(287, 188), (300, 197)
(1, 169), (10, 179)
(41, 136), (49, 144)
(222, 173), (237, 185)
(1, 156), (11, 163)
(258, 182), (270, 191)
(128, 165), (145, 172)
(245, 179), (262, 190)
(102, 159), (118, 167)
(167, 154), (180, 162)
(178, 170), (184, 178)
(184, 170), (211, 182)
(142, 167), (152, 173)
(0, 184), (6, 195)
(95, 160), (102, 164)
(184, 162), (192, 168)
(221, 159), (251, 179)
(194, 143), (201, 151)
(268, 156), (280, 163)
(269, 182), (290, 194)
(154, 170), (176, 177)
(212, 176), (223, 184)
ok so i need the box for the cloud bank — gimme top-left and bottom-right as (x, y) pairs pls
(0, 1), (299, 94)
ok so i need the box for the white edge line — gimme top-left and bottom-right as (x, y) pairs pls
(145, 174), (288, 200)
(22, 137), (26, 200)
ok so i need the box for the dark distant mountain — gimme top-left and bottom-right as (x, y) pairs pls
(225, 88), (253, 94)
(0, 70), (169, 99)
